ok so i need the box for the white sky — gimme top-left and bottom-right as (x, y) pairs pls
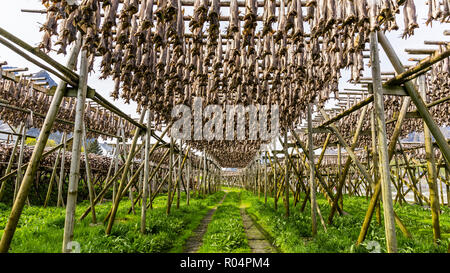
(0, 1), (448, 164)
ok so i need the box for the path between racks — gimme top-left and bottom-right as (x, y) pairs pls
(240, 208), (278, 253)
(183, 192), (229, 253)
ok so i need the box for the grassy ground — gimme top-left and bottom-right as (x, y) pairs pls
(0, 191), (225, 253)
(240, 189), (450, 253)
(198, 190), (251, 253)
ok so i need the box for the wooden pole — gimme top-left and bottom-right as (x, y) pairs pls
(82, 124), (97, 224)
(43, 144), (63, 208)
(167, 137), (174, 215)
(371, 109), (382, 224)
(187, 148), (191, 205)
(177, 139), (182, 209)
(140, 109), (152, 233)
(370, 30), (397, 253)
(418, 75), (441, 243)
(264, 152), (268, 205)
(307, 103), (317, 236)
(13, 124), (26, 203)
(0, 35), (81, 253)
(327, 106), (368, 224)
(57, 132), (67, 208)
(378, 32), (450, 168)
(105, 110), (146, 235)
(0, 124), (23, 201)
(62, 48), (89, 253)
(284, 130), (290, 217)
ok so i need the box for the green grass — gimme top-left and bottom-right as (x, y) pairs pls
(0, 191), (225, 253)
(198, 191), (251, 253)
(240, 189), (450, 253)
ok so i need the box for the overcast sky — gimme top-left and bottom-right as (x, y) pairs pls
(0, 1), (448, 158)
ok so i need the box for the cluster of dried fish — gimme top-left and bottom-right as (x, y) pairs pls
(0, 77), (134, 139)
(37, 0), (420, 168)
(0, 142), (124, 175)
(425, 0), (450, 25)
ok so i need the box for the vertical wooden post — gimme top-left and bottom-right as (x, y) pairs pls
(82, 124), (97, 224)
(13, 123), (27, 202)
(284, 130), (290, 217)
(167, 136), (174, 215)
(307, 103), (317, 236)
(0, 124), (23, 201)
(370, 31), (397, 253)
(141, 108), (152, 233)
(186, 148), (191, 205)
(264, 151), (268, 205)
(57, 132), (67, 208)
(0, 35), (81, 253)
(418, 75), (441, 243)
(44, 145), (63, 208)
(371, 111), (382, 224)
(62, 48), (89, 253)
(177, 140), (182, 209)
(377, 32), (450, 167)
(105, 110), (146, 235)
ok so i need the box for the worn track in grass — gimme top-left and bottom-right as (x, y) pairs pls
(183, 192), (228, 253)
(240, 208), (278, 253)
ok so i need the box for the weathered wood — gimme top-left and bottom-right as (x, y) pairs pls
(57, 133), (67, 208)
(307, 103), (317, 236)
(62, 48), (89, 253)
(418, 75), (441, 244)
(82, 124), (97, 224)
(0, 124), (23, 201)
(105, 110), (146, 235)
(378, 31), (450, 170)
(370, 31), (397, 253)
(0, 34), (81, 253)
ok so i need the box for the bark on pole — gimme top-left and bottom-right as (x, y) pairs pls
(0, 35), (81, 253)
(62, 48), (89, 253)
(370, 31), (397, 253)
(141, 108), (152, 234)
(307, 103), (317, 236)
(418, 75), (441, 243)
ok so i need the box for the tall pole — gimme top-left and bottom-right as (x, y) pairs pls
(167, 136), (174, 215)
(82, 124), (97, 224)
(62, 48), (89, 253)
(57, 132), (67, 208)
(141, 108), (152, 234)
(13, 123), (26, 202)
(418, 75), (441, 243)
(106, 110), (146, 235)
(0, 35), (82, 253)
(307, 103), (317, 236)
(284, 130), (290, 217)
(370, 30), (397, 253)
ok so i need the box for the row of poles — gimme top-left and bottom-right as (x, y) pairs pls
(0, 32), (221, 253)
(228, 30), (450, 253)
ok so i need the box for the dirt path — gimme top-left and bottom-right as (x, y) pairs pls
(240, 209), (278, 253)
(183, 192), (228, 253)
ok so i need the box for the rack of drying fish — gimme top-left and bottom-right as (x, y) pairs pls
(0, 67), (135, 139)
(0, 0), (448, 254)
